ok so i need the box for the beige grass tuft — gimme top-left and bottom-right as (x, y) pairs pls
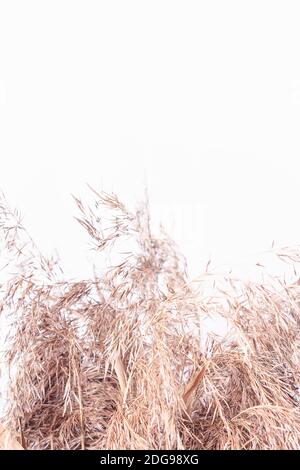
(0, 189), (300, 449)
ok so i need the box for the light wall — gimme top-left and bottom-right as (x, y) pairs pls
(0, 1), (300, 280)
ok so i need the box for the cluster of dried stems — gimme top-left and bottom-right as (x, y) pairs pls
(0, 188), (300, 450)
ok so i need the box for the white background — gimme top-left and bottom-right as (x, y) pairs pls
(1, 1), (300, 280)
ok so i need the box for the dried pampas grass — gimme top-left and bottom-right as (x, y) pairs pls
(0, 189), (300, 450)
